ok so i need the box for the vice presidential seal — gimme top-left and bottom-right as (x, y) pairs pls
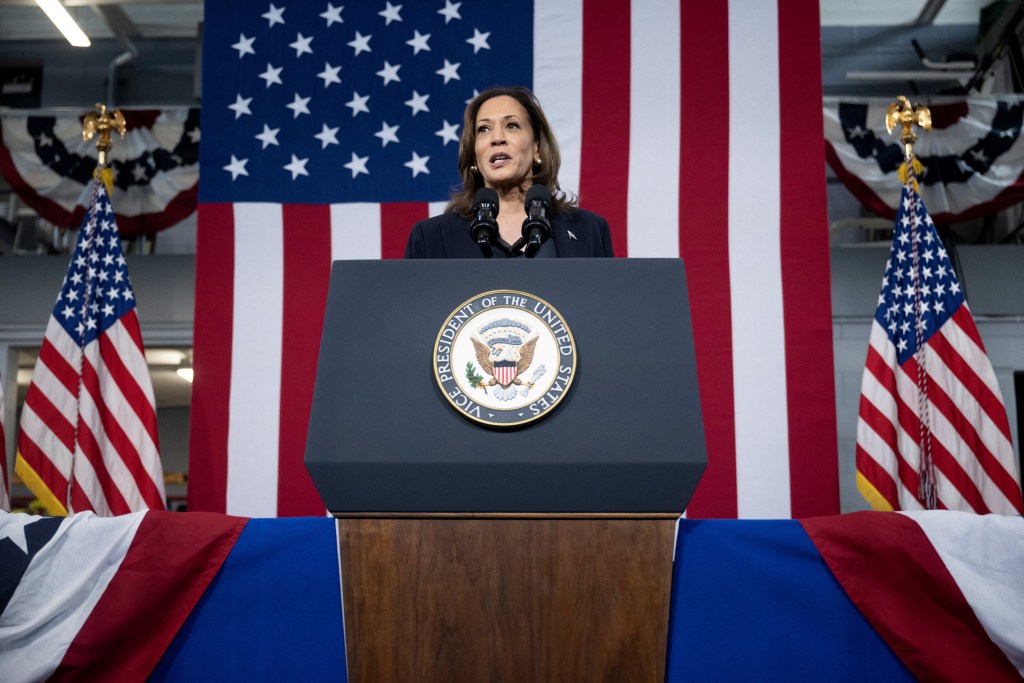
(434, 290), (576, 427)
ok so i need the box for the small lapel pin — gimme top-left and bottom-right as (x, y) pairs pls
(567, 230), (577, 241)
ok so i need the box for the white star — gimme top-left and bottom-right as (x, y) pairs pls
(66, 288), (79, 302)
(36, 132), (53, 147)
(259, 63), (284, 88)
(404, 151), (430, 177)
(321, 3), (344, 26)
(951, 281), (961, 295)
(262, 3), (285, 27)
(348, 31), (372, 56)
(255, 124), (280, 149)
(224, 155), (249, 179)
(232, 34), (255, 57)
(102, 303), (115, 317)
(466, 28), (490, 53)
(934, 300), (945, 314)
(435, 120), (460, 145)
(344, 151), (369, 178)
(845, 125), (869, 139)
(188, 128), (201, 144)
(436, 59), (461, 84)
(375, 121), (400, 147)
(0, 518), (30, 554)
(228, 94), (252, 119)
(346, 91), (370, 116)
(897, 338), (908, 353)
(132, 163), (147, 181)
(287, 93), (312, 118)
(404, 90), (429, 115)
(318, 62), (342, 87)
(379, 2), (402, 25)
(406, 30), (430, 54)
(290, 33), (314, 57)
(314, 123), (340, 148)
(85, 317), (97, 331)
(970, 149), (989, 165)
(376, 61), (401, 85)
(284, 154), (310, 179)
(123, 289), (134, 302)
(438, 0), (461, 23)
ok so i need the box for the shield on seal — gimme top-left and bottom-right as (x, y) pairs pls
(493, 360), (517, 387)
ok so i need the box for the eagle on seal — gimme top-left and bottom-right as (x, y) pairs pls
(471, 335), (538, 389)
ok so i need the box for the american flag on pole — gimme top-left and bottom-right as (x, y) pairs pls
(193, 0), (837, 518)
(856, 174), (1024, 514)
(15, 179), (166, 516)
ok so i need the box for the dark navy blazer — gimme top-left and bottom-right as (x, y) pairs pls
(403, 208), (614, 258)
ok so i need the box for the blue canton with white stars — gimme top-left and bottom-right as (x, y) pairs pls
(875, 184), (965, 366)
(200, 1), (533, 204)
(54, 184), (137, 347)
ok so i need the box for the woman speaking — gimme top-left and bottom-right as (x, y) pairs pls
(404, 86), (614, 259)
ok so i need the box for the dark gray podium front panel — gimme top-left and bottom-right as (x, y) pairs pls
(304, 258), (707, 512)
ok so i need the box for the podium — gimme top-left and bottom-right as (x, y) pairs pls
(305, 258), (707, 682)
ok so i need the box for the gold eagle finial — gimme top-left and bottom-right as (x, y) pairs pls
(885, 95), (931, 158)
(82, 103), (127, 166)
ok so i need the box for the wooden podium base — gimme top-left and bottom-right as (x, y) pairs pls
(336, 514), (678, 683)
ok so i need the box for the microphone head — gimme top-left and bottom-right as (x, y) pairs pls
(525, 184), (551, 207)
(473, 187), (500, 209)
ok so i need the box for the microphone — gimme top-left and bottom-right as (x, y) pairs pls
(521, 184), (552, 258)
(470, 187), (500, 258)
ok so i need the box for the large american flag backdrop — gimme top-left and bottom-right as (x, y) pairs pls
(192, 0), (838, 518)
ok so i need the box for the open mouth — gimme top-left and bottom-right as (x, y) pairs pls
(489, 152), (511, 166)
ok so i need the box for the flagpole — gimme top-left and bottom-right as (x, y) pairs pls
(885, 96), (938, 509)
(62, 104), (127, 511)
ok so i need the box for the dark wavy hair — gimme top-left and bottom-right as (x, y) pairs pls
(446, 86), (577, 218)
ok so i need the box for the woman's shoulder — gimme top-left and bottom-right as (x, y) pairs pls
(416, 211), (467, 230)
(555, 206), (608, 228)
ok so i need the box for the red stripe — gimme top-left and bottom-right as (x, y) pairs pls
(38, 337), (81, 397)
(579, 0), (630, 258)
(16, 432), (70, 504)
(381, 202), (429, 259)
(80, 351), (164, 510)
(895, 358), (990, 513)
(778, 0), (838, 517)
(52, 512), (247, 682)
(74, 418), (128, 515)
(277, 204), (332, 517)
(188, 204), (235, 513)
(803, 512), (1020, 682)
(679, 0), (737, 518)
(679, 0), (735, 517)
(855, 442), (899, 506)
(23, 384), (76, 452)
(933, 313), (1013, 440)
(97, 321), (160, 450)
(858, 391), (920, 499)
(924, 364), (1021, 508)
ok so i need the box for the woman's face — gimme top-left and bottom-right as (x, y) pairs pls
(473, 95), (540, 192)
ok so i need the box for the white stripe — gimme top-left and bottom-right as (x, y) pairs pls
(891, 356), (983, 513)
(728, 0), (789, 518)
(77, 350), (145, 512)
(903, 510), (1024, 675)
(533, 0), (583, 199)
(627, 1), (681, 257)
(18, 406), (74, 482)
(428, 200), (448, 218)
(105, 319), (158, 407)
(330, 203), (381, 261)
(0, 511), (144, 682)
(227, 203), (283, 517)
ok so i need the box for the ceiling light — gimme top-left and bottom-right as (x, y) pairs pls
(34, 0), (91, 48)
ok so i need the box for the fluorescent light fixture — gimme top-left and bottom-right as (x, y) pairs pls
(35, 0), (91, 47)
(176, 367), (194, 383)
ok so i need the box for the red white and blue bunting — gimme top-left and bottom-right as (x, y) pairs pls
(0, 108), (198, 236)
(824, 98), (1024, 224)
